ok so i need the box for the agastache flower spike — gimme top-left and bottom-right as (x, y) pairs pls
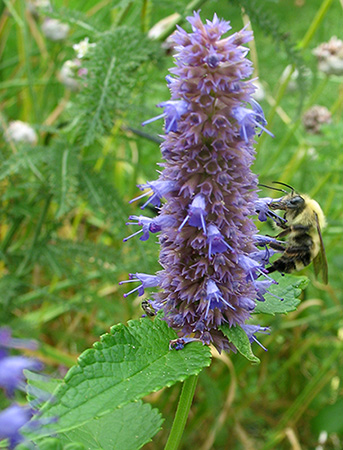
(123, 12), (279, 352)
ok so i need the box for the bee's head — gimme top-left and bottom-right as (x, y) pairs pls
(259, 181), (305, 212)
(269, 193), (305, 212)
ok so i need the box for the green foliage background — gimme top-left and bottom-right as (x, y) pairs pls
(1, 0), (343, 448)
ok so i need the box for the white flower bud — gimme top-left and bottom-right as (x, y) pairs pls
(41, 18), (70, 41)
(4, 121), (38, 145)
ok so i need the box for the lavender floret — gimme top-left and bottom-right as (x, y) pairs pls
(124, 214), (176, 241)
(130, 179), (177, 209)
(119, 273), (160, 297)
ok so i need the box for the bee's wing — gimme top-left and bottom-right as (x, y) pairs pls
(313, 212), (328, 284)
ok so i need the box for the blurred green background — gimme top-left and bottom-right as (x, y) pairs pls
(1, 0), (343, 448)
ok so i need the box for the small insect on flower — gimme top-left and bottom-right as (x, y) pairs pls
(260, 182), (328, 284)
(141, 300), (157, 317)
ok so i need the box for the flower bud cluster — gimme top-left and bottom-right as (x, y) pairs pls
(59, 38), (96, 91)
(302, 105), (332, 134)
(313, 36), (343, 76)
(122, 12), (278, 352)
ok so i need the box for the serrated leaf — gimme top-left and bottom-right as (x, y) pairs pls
(19, 439), (86, 450)
(38, 317), (211, 436)
(220, 324), (260, 363)
(57, 401), (163, 450)
(253, 273), (308, 315)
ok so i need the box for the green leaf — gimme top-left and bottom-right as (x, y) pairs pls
(220, 324), (260, 364)
(311, 398), (343, 434)
(73, 28), (155, 145)
(253, 273), (308, 315)
(0, 145), (47, 181)
(38, 317), (211, 435)
(47, 142), (79, 218)
(79, 164), (127, 224)
(57, 401), (163, 450)
(19, 439), (86, 450)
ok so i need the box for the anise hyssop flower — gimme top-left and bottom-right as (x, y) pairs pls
(122, 12), (276, 352)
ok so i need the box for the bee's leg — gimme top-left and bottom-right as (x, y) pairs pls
(291, 225), (311, 231)
(268, 212), (287, 229)
(274, 228), (291, 239)
(268, 241), (287, 252)
(274, 225), (311, 239)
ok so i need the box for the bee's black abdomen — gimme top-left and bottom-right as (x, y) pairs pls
(267, 242), (313, 275)
(267, 257), (296, 274)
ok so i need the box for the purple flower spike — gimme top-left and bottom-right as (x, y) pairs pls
(0, 355), (43, 396)
(0, 404), (34, 449)
(0, 328), (48, 449)
(124, 12), (280, 353)
(120, 273), (160, 297)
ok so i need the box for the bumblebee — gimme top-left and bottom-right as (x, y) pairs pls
(261, 182), (328, 284)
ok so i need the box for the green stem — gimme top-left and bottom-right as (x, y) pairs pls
(164, 374), (199, 450)
(297, 0), (334, 50)
(140, 0), (149, 33)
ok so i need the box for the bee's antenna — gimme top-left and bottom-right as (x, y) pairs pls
(272, 181), (295, 193)
(258, 183), (288, 194)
